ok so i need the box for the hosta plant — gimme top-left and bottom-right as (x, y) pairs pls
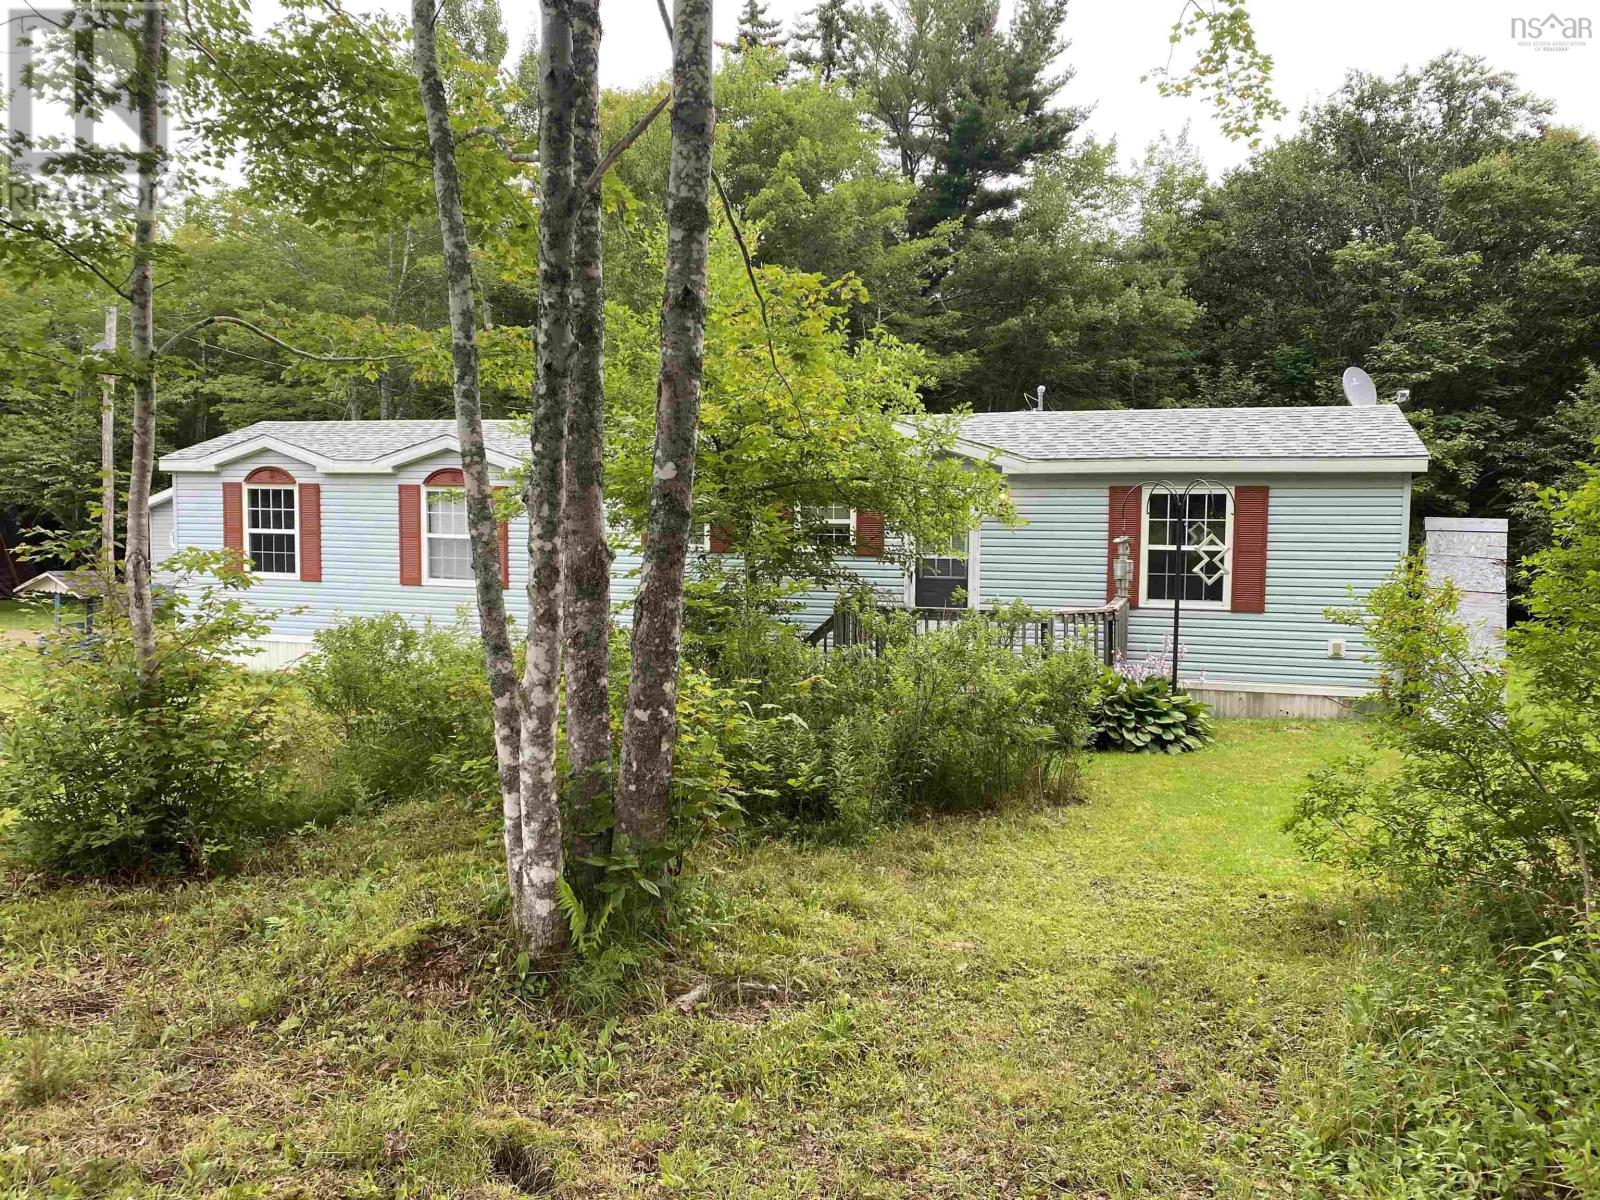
(1093, 671), (1214, 754)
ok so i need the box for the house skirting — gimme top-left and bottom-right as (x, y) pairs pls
(1184, 680), (1375, 720)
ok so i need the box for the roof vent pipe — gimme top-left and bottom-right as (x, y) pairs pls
(1024, 385), (1047, 412)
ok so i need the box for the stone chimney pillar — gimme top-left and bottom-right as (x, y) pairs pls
(1425, 516), (1508, 662)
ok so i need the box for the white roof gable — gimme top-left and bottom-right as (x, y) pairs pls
(159, 421), (525, 474)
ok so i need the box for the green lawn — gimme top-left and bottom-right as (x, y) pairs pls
(0, 600), (53, 633)
(0, 720), (1367, 1198)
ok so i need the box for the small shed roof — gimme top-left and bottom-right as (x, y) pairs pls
(13, 570), (104, 600)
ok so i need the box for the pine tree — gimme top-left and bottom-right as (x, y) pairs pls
(735, 0), (785, 52)
(791, 0), (850, 80)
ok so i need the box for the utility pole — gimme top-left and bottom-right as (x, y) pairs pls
(97, 305), (117, 574)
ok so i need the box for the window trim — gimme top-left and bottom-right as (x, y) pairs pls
(1138, 485), (1233, 610)
(421, 484), (477, 588)
(244, 483), (299, 578)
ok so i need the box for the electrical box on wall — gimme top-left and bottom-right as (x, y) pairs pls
(1327, 637), (1346, 659)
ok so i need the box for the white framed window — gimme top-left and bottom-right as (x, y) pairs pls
(811, 503), (855, 547)
(246, 485), (298, 576)
(1140, 487), (1231, 608)
(423, 487), (474, 585)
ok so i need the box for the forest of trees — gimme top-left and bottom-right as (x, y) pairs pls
(3, 1), (1598, 565)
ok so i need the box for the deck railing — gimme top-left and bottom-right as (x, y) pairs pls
(805, 598), (1129, 666)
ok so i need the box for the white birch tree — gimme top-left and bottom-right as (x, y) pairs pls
(614, 0), (716, 850)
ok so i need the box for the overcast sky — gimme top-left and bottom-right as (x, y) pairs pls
(475, 0), (1600, 177)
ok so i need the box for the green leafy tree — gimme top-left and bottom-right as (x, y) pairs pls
(606, 244), (1011, 588)
(1144, 0), (1286, 147)
(929, 142), (1202, 410)
(440, 0), (509, 67)
(1183, 55), (1599, 575)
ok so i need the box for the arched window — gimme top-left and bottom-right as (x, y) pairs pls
(421, 469), (471, 583)
(243, 467), (298, 576)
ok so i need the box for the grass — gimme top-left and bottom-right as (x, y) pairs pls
(0, 720), (1368, 1198)
(0, 600), (61, 633)
(0, 600), (90, 715)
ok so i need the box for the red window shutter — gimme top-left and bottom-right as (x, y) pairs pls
(1106, 485), (1141, 606)
(1231, 485), (1269, 613)
(708, 524), (731, 553)
(498, 521), (510, 588)
(299, 483), (322, 582)
(223, 482), (244, 556)
(493, 487), (511, 589)
(398, 484), (422, 585)
(855, 511), (886, 557)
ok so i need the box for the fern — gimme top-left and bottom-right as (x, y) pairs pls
(556, 878), (588, 945)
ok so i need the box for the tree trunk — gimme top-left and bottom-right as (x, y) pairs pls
(562, 0), (613, 864)
(411, 0), (532, 937)
(615, 0), (716, 850)
(124, 0), (164, 685)
(517, 0), (579, 954)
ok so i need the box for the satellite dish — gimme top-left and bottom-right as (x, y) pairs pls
(1342, 366), (1378, 407)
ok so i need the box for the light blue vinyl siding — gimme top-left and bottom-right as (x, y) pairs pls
(168, 449), (643, 642)
(787, 558), (907, 628)
(977, 473), (1408, 690)
(148, 495), (175, 566)
(168, 449), (1410, 692)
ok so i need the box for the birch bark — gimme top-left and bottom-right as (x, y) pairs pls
(562, 0), (613, 861)
(124, 0), (164, 684)
(517, 0), (579, 952)
(615, 0), (715, 849)
(410, 0), (530, 935)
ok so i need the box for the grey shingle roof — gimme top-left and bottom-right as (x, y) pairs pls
(163, 420), (526, 463)
(164, 407), (1428, 470)
(958, 405), (1427, 462)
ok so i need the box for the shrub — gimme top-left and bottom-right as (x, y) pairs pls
(1288, 550), (1597, 932)
(704, 604), (1102, 834)
(0, 552), (307, 876)
(1092, 672), (1213, 753)
(297, 614), (495, 803)
(1293, 913), (1600, 1198)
